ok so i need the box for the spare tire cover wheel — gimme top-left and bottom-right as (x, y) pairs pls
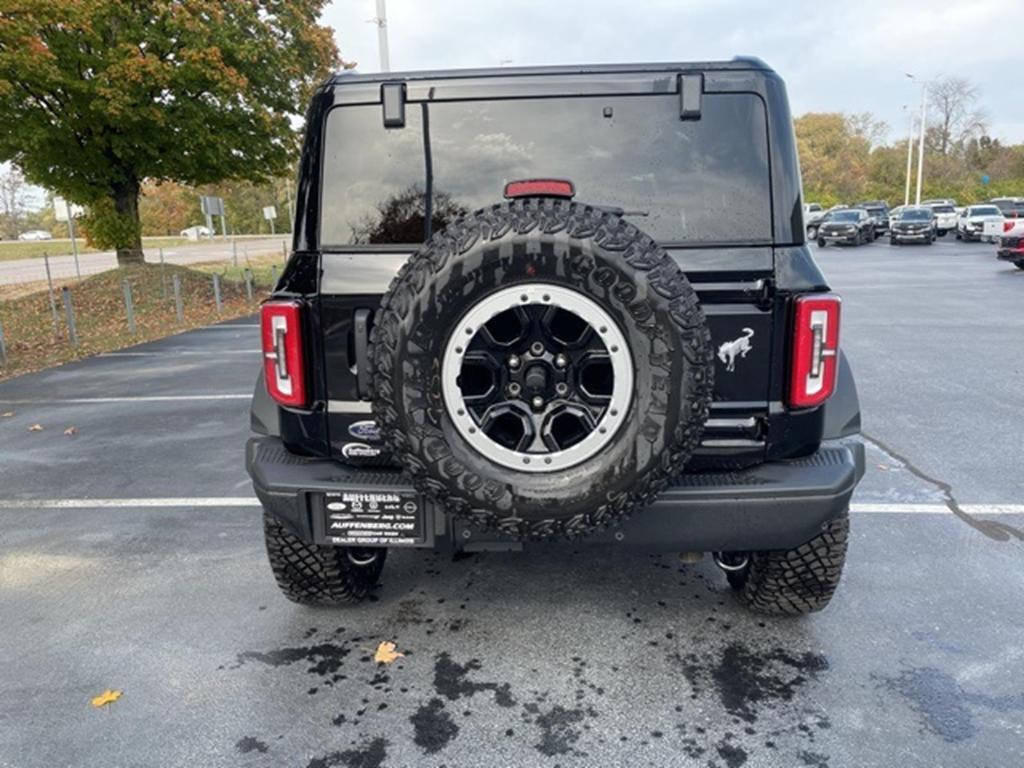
(370, 199), (713, 540)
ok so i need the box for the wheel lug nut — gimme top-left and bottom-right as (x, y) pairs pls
(508, 382), (521, 396)
(508, 354), (521, 370)
(530, 342), (544, 356)
(555, 382), (568, 396)
(555, 353), (569, 368)
(531, 395), (544, 410)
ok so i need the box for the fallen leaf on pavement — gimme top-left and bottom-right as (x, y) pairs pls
(28, 424), (43, 432)
(374, 640), (404, 665)
(64, 426), (78, 436)
(1, 412), (13, 418)
(91, 689), (122, 708)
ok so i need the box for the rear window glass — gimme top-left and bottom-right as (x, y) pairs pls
(932, 205), (955, 213)
(320, 93), (771, 246)
(970, 206), (1000, 216)
(902, 210), (932, 220)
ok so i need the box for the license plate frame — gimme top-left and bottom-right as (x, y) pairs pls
(317, 489), (427, 547)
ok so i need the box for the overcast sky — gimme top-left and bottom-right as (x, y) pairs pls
(322, 0), (1024, 144)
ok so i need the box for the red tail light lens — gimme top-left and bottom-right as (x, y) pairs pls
(1004, 221), (1015, 233)
(789, 294), (841, 409)
(261, 301), (306, 407)
(504, 179), (576, 199)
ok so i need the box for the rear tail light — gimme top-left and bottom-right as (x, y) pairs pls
(261, 301), (306, 407)
(1004, 221), (1015, 233)
(504, 179), (575, 199)
(789, 294), (841, 409)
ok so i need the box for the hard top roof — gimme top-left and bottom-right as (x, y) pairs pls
(327, 57), (772, 86)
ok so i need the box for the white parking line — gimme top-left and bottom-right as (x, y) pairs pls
(192, 324), (260, 329)
(0, 394), (250, 404)
(99, 351), (259, 357)
(0, 499), (1020, 513)
(851, 503), (1024, 515)
(0, 498), (259, 509)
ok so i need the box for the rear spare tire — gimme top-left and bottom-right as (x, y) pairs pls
(370, 199), (713, 540)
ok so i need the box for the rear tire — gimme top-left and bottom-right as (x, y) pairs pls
(817, 237), (826, 248)
(263, 513), (386, 605)
(730, 511), (849, 615)
(889, 236), (898, 245)
(1014, 260), (1024, 270)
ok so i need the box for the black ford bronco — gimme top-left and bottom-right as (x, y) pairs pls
(246, 59), (865, 615)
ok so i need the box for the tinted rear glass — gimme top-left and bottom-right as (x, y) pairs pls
(320, 93), (771, 246)
(902, 210), (931, 220)
(932, 205), (955, 213)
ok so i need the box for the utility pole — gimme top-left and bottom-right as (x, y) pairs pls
(373, 0), (391, 72)
(903, 106), (914, 207)
(906, 73), (930, 206)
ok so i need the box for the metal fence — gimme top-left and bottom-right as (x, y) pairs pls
(0, 236), (289, 372)
(0, 234), (289, 288)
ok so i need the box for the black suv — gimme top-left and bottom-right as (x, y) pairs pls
(246, 59), (864, 616)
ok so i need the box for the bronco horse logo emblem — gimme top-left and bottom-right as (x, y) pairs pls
(717, 328), (754, 372)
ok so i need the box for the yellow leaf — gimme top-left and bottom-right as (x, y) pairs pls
(91, 689), (122, 708)
(1, 412), (13, 418)
(373, 640), (404, 665)
(64, 426), (78, 436)
(28, 424), (43, 432)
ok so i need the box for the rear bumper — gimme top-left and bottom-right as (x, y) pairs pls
(996, 247), (1024, 261)
(246, 437), (865, 553)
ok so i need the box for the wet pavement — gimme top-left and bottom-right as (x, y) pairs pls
(1, 238), (1021, 767)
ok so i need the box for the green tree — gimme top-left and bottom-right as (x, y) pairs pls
(794, 113), (872, 205)
(0, 1), (338, 263)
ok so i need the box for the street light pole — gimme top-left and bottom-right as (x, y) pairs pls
(374, 0), (390, 72)
(903, 106), (914, 207)
(906, 73), (929, 206)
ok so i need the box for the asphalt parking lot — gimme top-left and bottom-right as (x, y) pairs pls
(1, 237), (1022, 768)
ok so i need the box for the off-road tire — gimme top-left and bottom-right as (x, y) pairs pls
(730, 511), (849, 615)
(263, 513), (386, 605)
(370, 198), (714, 541)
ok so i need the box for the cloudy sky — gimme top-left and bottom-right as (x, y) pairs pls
(322, 0), (1024, 144)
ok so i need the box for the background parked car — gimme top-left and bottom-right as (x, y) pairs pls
(989, 197), (1024, 220)
(889, 207), (936, 245)
(927, 203), (958, 236)
(996, 219), (1024, 270)
(803, 202), (825, 239)
(17, 230), (53, 241)
(817, 208), (875, 246)
(957, 205), (1005, 242)
(857, 201), (890, 235)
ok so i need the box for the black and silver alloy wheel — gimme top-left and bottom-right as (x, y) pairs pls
(442, 283), (633, 472)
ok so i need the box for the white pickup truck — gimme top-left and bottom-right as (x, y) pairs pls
(956, 204), (1005, 242)
(996, 219), (1024, 270)
(927, 203), (958, 236)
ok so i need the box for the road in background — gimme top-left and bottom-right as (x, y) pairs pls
(1, 239), (1022, 767)
(0, 236), (288, 285)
